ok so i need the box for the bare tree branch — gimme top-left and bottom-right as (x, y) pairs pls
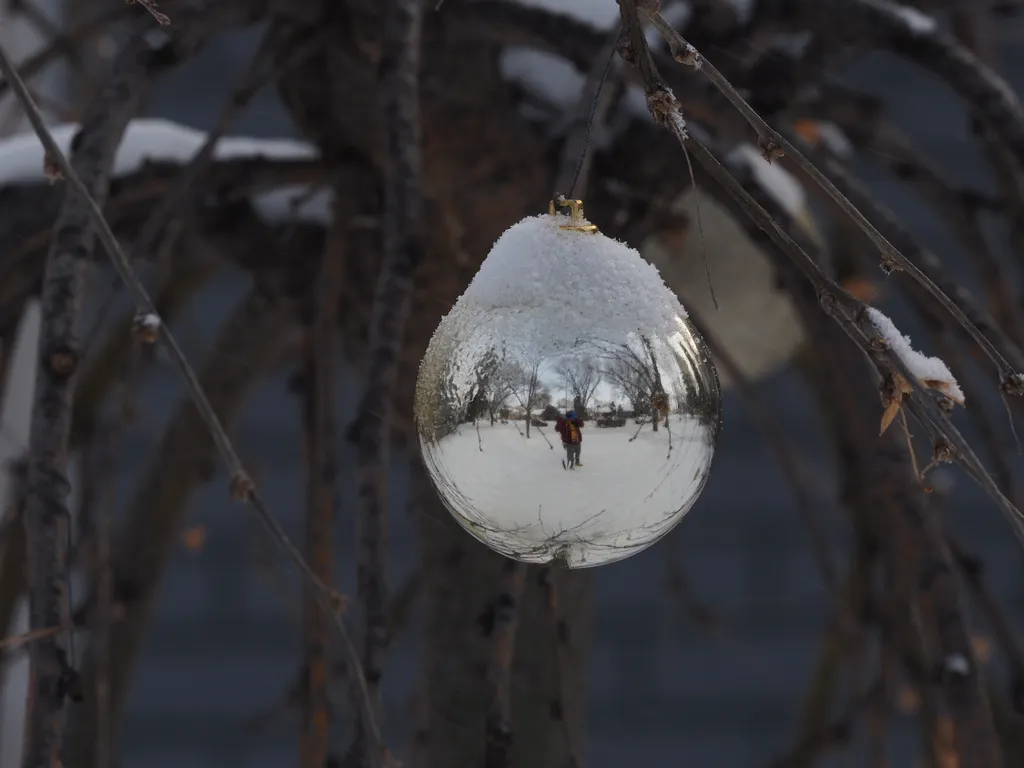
(483, 559), (525, 768)
(13, 33), (151, 766)
(0, 19), (384, 766)
(691, 315), (840, 594)
(538, 567), (581, 768)
(63, 281), (298, 765)
(643, 2), (1024, 394)
(129, 0), (169, 26)
(352, 2), (424, 762)
(299, 199), (343, 768)
(616, 0), (1024, 548)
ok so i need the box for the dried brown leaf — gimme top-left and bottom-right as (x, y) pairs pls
(880, 399), (901, 436)
(880, 372), (912, 435)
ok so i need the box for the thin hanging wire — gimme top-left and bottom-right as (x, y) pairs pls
(556, 25), (620, 202)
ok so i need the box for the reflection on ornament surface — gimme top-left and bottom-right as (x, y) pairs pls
(414, 209), (721, 568)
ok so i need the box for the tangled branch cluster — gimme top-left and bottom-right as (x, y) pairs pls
(2, 0), (1024, 766)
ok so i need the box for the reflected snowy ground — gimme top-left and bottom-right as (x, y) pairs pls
(422, 415), (715, 567)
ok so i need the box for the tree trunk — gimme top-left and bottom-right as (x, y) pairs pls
(413, 459), (591, 768)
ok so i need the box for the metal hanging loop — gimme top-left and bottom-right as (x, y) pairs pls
(549, 197), (599, 233)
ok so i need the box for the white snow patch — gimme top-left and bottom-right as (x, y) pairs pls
(0, 118), (327, 223)
(513, 0), (622, 29)
(501, 1), (664, 107)
(891, 3), (937, 34)
(867, 307), (964, 403)
(667, 108), (688, 139)
(455, 213), (688, 359)
(138, 312), (160, 330)
(685, 43), (702, 69)
(728, 143), (806, 218)
(500, 47), (584, 107)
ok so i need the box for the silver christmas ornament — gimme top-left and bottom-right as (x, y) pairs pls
(414, 200), (721, 568)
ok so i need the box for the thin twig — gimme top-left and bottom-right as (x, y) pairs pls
(128, 0), (169, 26)
(0, 5), (127, 106)
(0, 31), (386, 765)
(64, 284), (298, 767)
(806, 85), (1024, 346)
(795, 144), (1024, 376)
(691, 316), (839, 594)
(950, 541), (1024, 703)
(933, 331), (1018, 500)
(128, 25), (323, 263)
(299, 198), (343, 768)
(13, 34), (153, 767)
(787, 253), (1001, 766)
(616, 0), (1024, 550)
(770, 551), (868, 768)
(553, 23), (620, 199)
(642, 5), (1024, 395)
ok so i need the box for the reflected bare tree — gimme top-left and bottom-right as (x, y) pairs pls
(558, 358), (602, 419)
(598, 336), (668, 432)
(468, 344), (515, 425)
(511, 360), (544, 437)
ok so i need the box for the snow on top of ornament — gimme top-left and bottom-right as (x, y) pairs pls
(455, 212), (687, 357)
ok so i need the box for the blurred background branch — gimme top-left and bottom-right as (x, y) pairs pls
(0, 0), (1023, 766)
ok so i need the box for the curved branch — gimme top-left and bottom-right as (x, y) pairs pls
(63, 284), (297, 767)
(643, 4), (1024, 394)
(0, 16), (384, 764)
(615, 0), (1024, 548)
(351, 2), (423, 763)
(845, 0), (1024, 173)
(15, 35), (151, 766)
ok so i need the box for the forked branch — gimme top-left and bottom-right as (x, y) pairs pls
(616, 0), (1024, 546)
(0, 33), (384, 765)
(640, 2), (1024, 395)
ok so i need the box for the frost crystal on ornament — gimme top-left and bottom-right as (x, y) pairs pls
(414, 202), (721, 568)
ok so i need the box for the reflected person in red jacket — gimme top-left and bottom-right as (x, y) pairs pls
(555, 410), (584, 469)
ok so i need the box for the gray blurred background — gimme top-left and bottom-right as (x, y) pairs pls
(4, 0), (1024, 766)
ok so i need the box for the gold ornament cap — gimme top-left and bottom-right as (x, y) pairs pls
(549, 197), (599, 233)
